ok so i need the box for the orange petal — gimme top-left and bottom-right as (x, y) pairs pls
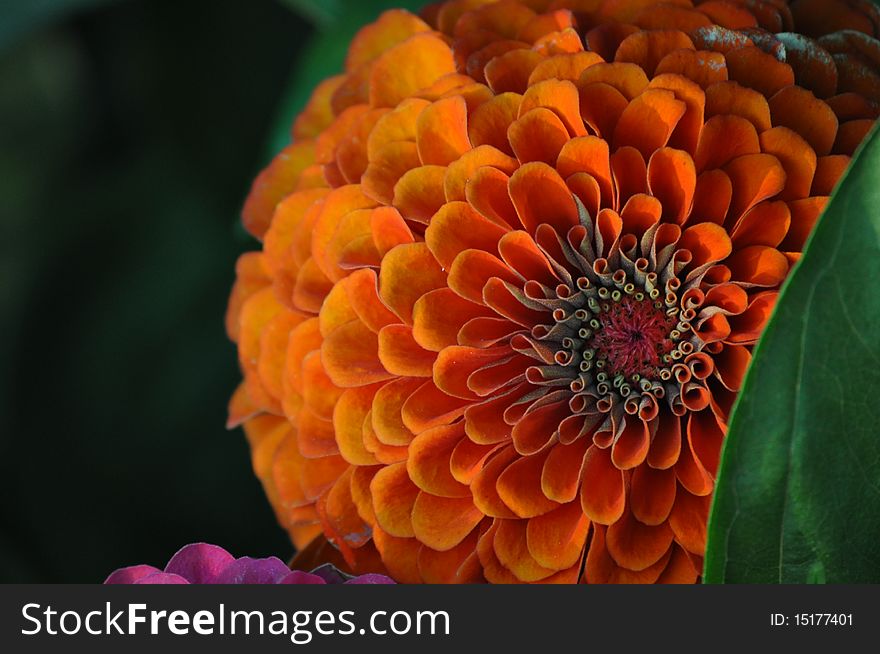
(321, 319), (393, 388)
(630, 464), (677, 526)
(714, 343), (752, 392)
(611, 146), (648, 208)
(300, 351), (343, 421)
(647, 147), (696, 224)
(370, 206), (415, 257)
(610, 417), (650, 469)
(369, 33), (457, 107)
(467, 91), (522, 155)
(730, 201), (791, 249)
(647, 410), (682, 470)
(705, 80), (771, 132)
(647, 72), (706, 155)
(760, 126), (817, 201)
(345, 268), (399, 333)
(578, 61), (649, 101)
(668, 487), (710, 555)
(528, 51), (603, 85)
(691, 169), (732, 225)
(362, 142), (422, 205)
(556, 135), (614, 203)
(378, 242), (446, 325)
(377, 324), (436, 377)
(579, 82), (629, 139)
(484, 48), (544, 94)
(425, 201), (508, 269)
(493, 518), (557, 582)
(679, 222), (733, 269)
(724, 46), (794, 98)
(769, 85), (838, 156)
(412, 492), (483, 551)
(448, 249), (522, 304)
(541, 438), (590, 503)
(613, 88), (686, 159)
(656, 543), (699, 583)
(412, 287), (494, 351)
(407, 422), (471, 498)
(472, 445), (520, 519)
(696, 0), (758, 30)
(242, 141), (315, 240)
(372, 527), (422, 584)
(451, 437), (501, 484)
(370, 462), (419, 538)
(497, 448), (561, 518)
(508, 161), (579, 234)
(780, 196), (827, 252)
(580, 444), (626, 525)
(401, 379), (471, 433)
(606, 509), (674, 571)
(371, 376), (421, 446)
(834, 118), (875, 156)
(520, 78), (587, 137)
(366, 97), (428, 159)
(614, 29), (695, 77)
(433, 345), (508, 400)
(297, 409), (339, 458)
(694, 114), (760, 172)
(466, 166), (521, 227)
(497, 229), (559, 286)
(526, 500), (590, 570)
(656, 49), (728, 89)
(508, 107), (571, 165)
(417, 529), (482, 583)
(293, 75), (345, 140)
(392, 164), (448, 223)
(726, 245), (788, 286)
(584, 523), (670, 584)
(811, 155), (850, 196)
(511, 398), (569, 455)
(444, 145), (518, 202)
(417, 95), (472, 166)
(724, 153), (786, 222)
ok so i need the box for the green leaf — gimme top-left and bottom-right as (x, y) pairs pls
(704, 125), (880, 583)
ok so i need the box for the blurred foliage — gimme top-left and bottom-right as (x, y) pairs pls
(0, 0), (322, 582)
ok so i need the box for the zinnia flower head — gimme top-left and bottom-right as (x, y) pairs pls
(227, 0), (880, 583)
(104, 543), (394, 584)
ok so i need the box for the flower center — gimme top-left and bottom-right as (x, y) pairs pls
(589, 296), (675, 379)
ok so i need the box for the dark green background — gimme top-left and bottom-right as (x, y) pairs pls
(0, 0), (313, 582)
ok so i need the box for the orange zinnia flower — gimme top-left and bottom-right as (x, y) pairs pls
(227, 0), (880, 583)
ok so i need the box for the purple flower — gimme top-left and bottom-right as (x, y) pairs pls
(104, 543), (394, 585)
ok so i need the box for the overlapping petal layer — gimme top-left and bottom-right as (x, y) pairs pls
(228, 0), (880, 583)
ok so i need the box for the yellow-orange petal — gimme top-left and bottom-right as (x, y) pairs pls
(412, 492), (483, 551)
(370, 33), (457, 107)
(370, 462), (419, 538)
(493, 518), (558, 582)
(407, 421), (471, 498)
(379, 242), (447, 325)
(321, 319), (394, 388)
